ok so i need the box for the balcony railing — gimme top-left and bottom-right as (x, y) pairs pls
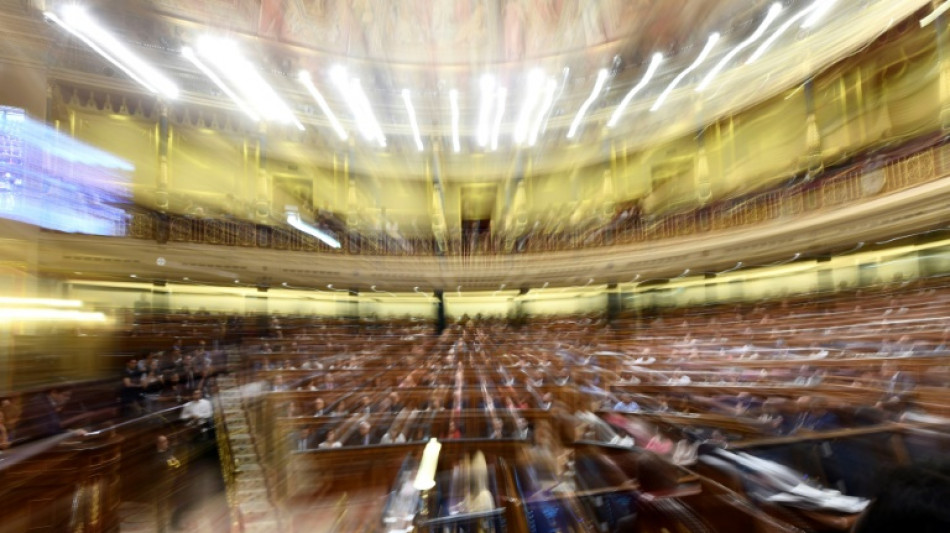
(124, 134), (949, 257)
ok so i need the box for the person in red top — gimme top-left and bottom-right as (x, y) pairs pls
(444, 419), (462, 440)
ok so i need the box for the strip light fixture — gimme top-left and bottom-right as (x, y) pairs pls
(298, 70), (348, 140)
(185, 37), (302, 129)
(801, 0), (838, 29)
(651, 33), (720, 111)
(567, 68), (609, 139)
(0, 297), (82, 308)
(528, 79), (557, 146)
(696, 3), (782, 92)
(0, 309), (107, 322)
(45, 7), (178, 99)
(182, 47), (259, 121)
(921, 0), (950, 27)
(607, 53), (663, 128)
(477, 74), (496, 147)
(514, 69), (545, 144)
(746, 1), (822, 64)
(286, 210), (341, 248)
(402, 89), (424, 151)
(329, 66), (386, 147)
(449, 89), (461, 153)
(490, 87), (507, 151)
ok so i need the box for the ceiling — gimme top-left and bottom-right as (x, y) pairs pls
(18, 0), (928, 181)
(0, 0), (940, 274)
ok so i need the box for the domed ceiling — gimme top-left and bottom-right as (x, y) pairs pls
(0, 0), (934, 239)
(30, 0), (925, 174)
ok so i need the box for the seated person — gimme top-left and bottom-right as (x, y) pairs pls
(425, 397), (445, 412)
(313, 397), (328, 416)
(348, 421), (375, 446)
(318, 428), (342, 449)
(488, 417), (506, 439)
(19, 384), (85, 441)
(444, 419), (462, 440)
(793, 397), (841, 433)
(540, 392), (555, 410)
(513, 417), (532, 441)
(293, 426), (316, 451)
(380, 428), (406, 444)
(180, 390), (213, 427)
(613, 394), (640, 412)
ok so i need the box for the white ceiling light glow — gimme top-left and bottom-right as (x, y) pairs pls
(186, 36), (303, 129)
(286, 209), (341, 248)
(801, 0), (838, 29)
(182, 46), (259, 121)
(330, 66), (386, 147)
(607, 53), (663, 128)
(514, 69), (545, 144)
(921, 0), (950, 27)
(298, 70), (348, 140)
(747, 1), (822, 64)
(490, 87), (507, 151)
(528, 80), (557, 146)
(651, 33), (720, 111)
(567, 68), (609, 139)
(449, 89), (461, 153)
(401, 89), (424, 151)
(696, 3), (782, 92)
(477, 74), (496, 147)
(46, 7), (178, 99)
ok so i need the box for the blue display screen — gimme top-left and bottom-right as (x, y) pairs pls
(0, 106), (131, 236)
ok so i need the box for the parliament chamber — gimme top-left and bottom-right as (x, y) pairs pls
(3, 0), (950, 532)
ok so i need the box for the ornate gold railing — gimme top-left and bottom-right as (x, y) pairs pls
(125, 135), (950, 257)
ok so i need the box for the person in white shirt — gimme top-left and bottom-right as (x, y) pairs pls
(180, 390), (213, 426)
(613, 394), (641, 412)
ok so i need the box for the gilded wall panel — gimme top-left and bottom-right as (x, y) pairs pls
(168, 126), (248, 201)
(729, 93), (806, 195)
(71, 111), (158, 197)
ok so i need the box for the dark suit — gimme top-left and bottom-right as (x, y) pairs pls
(348, 429), (375, 446)
(20, 393), (63, 440)
(292, 430), (317, 451)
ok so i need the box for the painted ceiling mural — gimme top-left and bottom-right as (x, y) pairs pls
(147, 0), (761, 64)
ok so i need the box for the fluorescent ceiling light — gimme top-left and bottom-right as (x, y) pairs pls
(402, 89), (424, 151)
(801, 0), (838, 29)
(651, 33), (720, 111)
(696, 3), (782, 92)
(567, 68), (609, 139)
(514, 69), (545, 144)
(0, 309), (107, 322)
(298, 70), (347, 140)
(182, 46), (259, 121)
(352, 79), (385, 147)
(46, 7), (178, 99)
(528, 80), (557, 146)
(921, 0), (950, 27)
(477, 74), (496, 147)
(490, 87), (507, 151)
(0, 297), (82, 308)
(188, 37), (302, 129)
(608, 53), (663, 128)
(329, 66), (385, 147)
(286, 210), (341, 248)
(747, 2), (821, 64)
(449, 89), (461, 153)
